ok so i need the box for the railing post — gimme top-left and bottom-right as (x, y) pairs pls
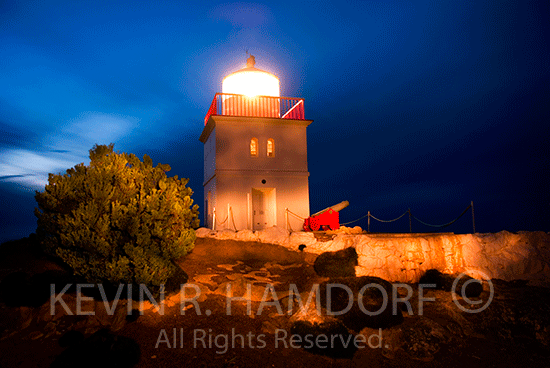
(471, 200), (476, 234)
(367, 211), (371, 233)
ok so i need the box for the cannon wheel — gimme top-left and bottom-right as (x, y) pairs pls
(310, 221), (320, 231)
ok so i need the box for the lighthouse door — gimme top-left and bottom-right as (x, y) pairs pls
(252, 188), (276, 230)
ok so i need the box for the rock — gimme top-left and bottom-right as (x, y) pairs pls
(289, 319), (357, 359)
(28, 270), (75, 307)
(319, 276), (404, 332)
(192, 229), (550, 286)
(51, 329), (140, 368)
(28, 331), (44, 340)
(0, 305), (30, 335)
(467, 280), (550, 347)
(93, 300), (114, 327)
(326, 226), (363, 235)
(195, 227), (214, 238)
(0, 271), (30, 307)
(235, 229), (259, 242)
(18, 306), (34, 330)
(213, 274), (268, 302)
(257, 226), (290, 245)
(192, 274), (220, 287)
(44, 321), (58, 338)
(110, 305), (128, 332)
(51, 294), (78, 321)
(289, 295), (357, 359)
(164, 266), (189, 295)
(289, 232), (318, 250)
(215, 229), (237, 239)
(380, 318), (450, 361)
(58, 330), (84, 348)
(125, 309), (140, 323)
(0, 269), (76, 309)
(419, 269), (483, 298)
(261, 314), (290, 335)
(314, 247), (358, 277)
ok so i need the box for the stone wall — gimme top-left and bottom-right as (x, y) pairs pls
(196, 227), (550, 286)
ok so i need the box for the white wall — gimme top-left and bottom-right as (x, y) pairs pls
(200, 115), (312, 231)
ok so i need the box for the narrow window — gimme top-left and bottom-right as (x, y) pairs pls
(250, 138), (258, 156)
(267, 138), (275, 157)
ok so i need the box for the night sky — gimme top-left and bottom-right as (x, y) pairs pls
(1, 0), (549, 243)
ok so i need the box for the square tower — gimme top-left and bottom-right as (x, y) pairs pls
(199, 55), (312, 231)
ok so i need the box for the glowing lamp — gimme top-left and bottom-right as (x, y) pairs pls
(222, 55), (279, 97)
(223, 70), (279, 97)
(221, 55), (280, 117)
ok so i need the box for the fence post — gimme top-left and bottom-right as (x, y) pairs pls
(408, 208), (412, 233)
(212, 207), (216, 231)
(367, 211), (371, 233)
(471, 200), (476, 234)
(227, 203), (230, 230)
(285, 208), (289, 231)
(231, 206), (237, 231)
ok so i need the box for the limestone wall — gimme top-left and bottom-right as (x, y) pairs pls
(195, 227), (550, 286)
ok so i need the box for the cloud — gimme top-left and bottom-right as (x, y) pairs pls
(45, 112), (135, 152)
(0, 149), (78, 190)
(0, 112), (136, 190)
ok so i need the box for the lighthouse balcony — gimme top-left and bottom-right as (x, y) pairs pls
(204, 93), (305, 125)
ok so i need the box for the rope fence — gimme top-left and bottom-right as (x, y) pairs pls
(285, 208), (307, 232)
(341, 201), (476, 233)
(286, 209), (306, 221)
(211, 206), (239, 231)
(213, 201), (477, 234)
(229, 206), (238, 231)
(410, 204), (471, 229)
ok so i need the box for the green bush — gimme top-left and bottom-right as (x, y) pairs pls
(35, 144), (199, 294)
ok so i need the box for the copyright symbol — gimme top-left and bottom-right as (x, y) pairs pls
(452, 271), (494, 313)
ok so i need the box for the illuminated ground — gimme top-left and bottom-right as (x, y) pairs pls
(0, 237), (549, 367)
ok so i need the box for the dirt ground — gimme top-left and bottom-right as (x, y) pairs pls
(1, 236), (549, 368)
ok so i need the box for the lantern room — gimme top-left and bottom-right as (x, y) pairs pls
(222, 55), (280, 97)
(220, 55), (280, 118)
(200, 54), (312, 231)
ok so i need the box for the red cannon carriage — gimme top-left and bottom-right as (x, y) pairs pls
(303, 201), (349, 231)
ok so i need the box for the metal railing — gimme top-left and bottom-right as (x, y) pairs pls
(204, 93), (305, 125)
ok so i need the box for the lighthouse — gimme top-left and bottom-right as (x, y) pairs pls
(200, 55), (312, 231)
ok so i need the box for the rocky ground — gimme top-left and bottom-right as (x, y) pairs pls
(1, 235), (549, 368)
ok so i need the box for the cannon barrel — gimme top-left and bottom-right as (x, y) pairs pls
(312, 200), (349, 217)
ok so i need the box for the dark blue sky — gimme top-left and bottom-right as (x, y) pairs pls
(1, 0), (549, 242)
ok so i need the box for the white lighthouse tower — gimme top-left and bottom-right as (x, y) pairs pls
(200, 55), (312, 231)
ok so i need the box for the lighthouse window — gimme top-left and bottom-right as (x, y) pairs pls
(267, 139), (275, 157)
(250, 138), (258, 156)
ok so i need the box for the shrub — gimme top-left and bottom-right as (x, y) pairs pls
(313, 247), (358, 277)
(34, 144), (199, 294)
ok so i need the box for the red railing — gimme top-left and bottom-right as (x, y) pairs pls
(204, 93), (305, 125)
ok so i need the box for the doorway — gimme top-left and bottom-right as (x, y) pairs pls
(252, 188), (276, 230)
